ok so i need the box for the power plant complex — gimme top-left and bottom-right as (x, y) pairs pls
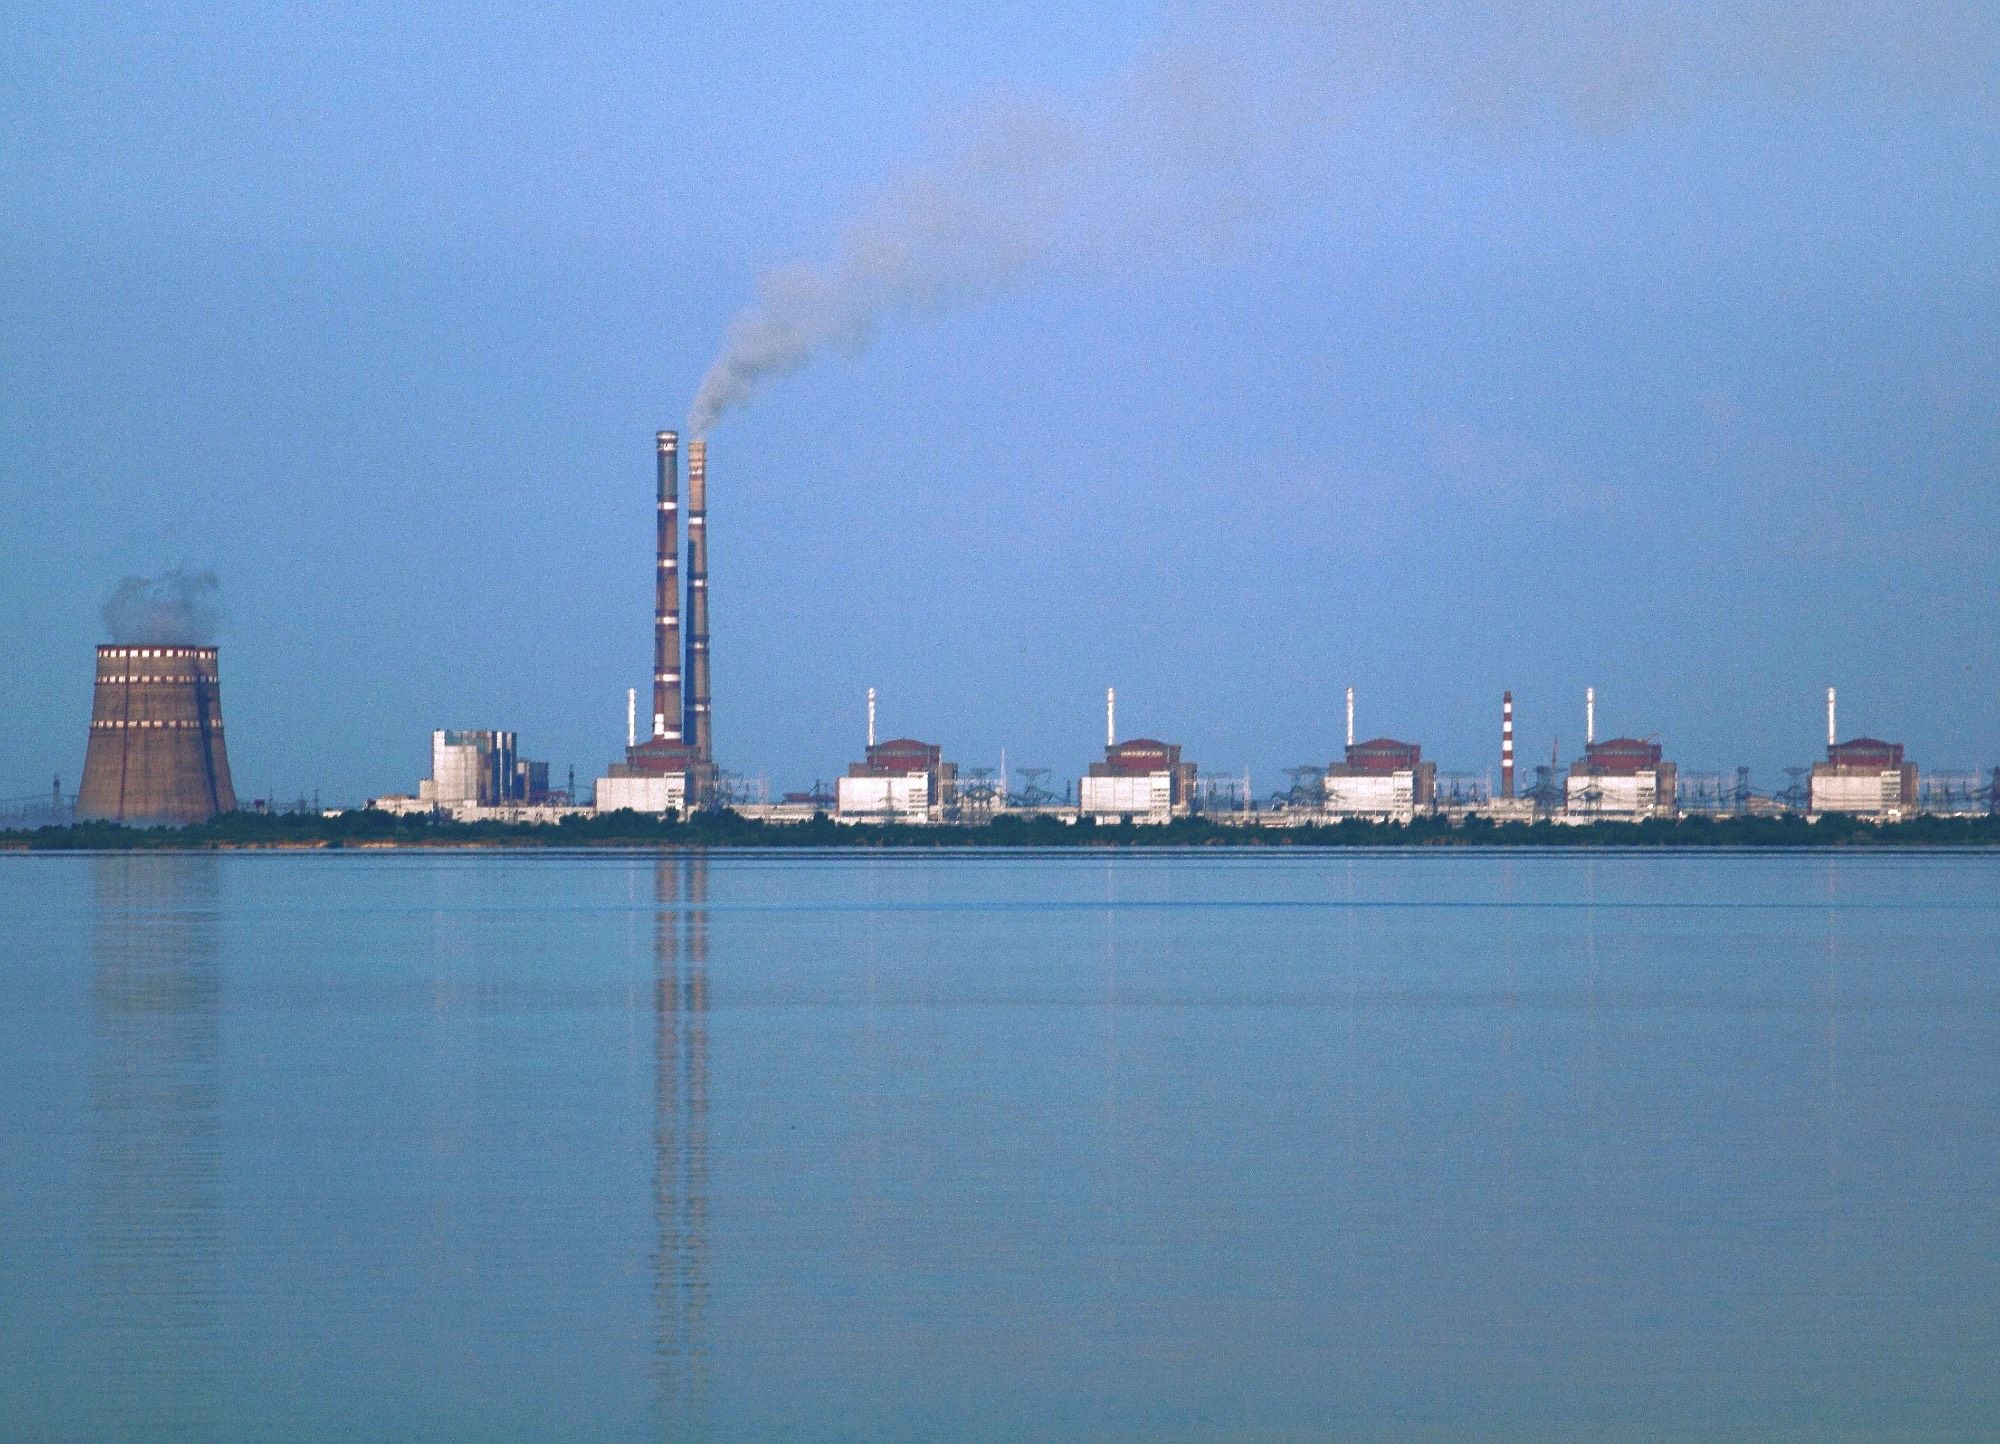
(356, 428), (1993, 830)
(360, 428), (1993, 830)
(60, 430), (1995, 833)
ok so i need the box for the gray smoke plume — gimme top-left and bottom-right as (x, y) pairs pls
(686, 0), (1994, 434)
(686, 96), (1098, 433)
(101, 569), (222, 646)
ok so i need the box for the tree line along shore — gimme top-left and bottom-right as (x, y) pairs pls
(5, 809), (2000, 851)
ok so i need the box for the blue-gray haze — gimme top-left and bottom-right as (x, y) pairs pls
(2, 851), (1997, 1440)
(1, 2), (1996, 804)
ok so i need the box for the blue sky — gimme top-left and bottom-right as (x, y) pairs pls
(2, 1), (1995, 804)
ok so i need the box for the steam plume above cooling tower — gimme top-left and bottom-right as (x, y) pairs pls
(101, 569), (222, 646)
(686, 0), (1994, 433)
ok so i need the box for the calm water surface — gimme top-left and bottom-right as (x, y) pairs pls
(2, 850), (1996, 1441)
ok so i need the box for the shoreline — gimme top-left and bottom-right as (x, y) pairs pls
(9, 845), (2000, 859)
(6, 810), (1999, 854)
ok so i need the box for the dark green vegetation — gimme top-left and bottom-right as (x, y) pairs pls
(6, 808), (2000, 850)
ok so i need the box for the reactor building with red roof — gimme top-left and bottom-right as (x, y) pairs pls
(1322, 688), (1435, 822)
(1809, 689), (1916, 821)
(1078, 689), (1195, 824)
(834, 690), (957, 823)
(1563, 689), (1676, 822)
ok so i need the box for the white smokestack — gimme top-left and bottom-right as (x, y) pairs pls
(626, 688), (637, 750)
(1586, 687), (1596, 747)
(1346, 686), (1355, 750)
(1827, 687), (1837, 749)
(1106, 687), (1116, 749)
(867, 687), (877, 749)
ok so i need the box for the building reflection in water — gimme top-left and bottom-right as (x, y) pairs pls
(88, 854), (222, 1441)
(655, 855), (711, 1438)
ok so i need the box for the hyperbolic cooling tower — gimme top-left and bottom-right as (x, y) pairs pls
(77, 645), (237, 824)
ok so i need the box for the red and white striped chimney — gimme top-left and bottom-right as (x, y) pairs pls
(685, 438), (712, 763)
(652, 431), (682, 742)
(1501, 690), (1515, 799)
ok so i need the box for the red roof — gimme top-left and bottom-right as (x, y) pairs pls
(851, 738), (944, 777)
(1583, 737), (1663, 774)
(1102, 738), (1181, 774)
(624, 737), (701, 775)
(1344, 738), (1421, 772)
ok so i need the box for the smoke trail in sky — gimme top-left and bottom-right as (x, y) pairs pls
(685, 97), (1100, 433)
(102, 569), (222, 646)
(687, 1), (1995, 433)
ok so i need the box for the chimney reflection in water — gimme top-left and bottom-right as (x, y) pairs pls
(88, 855), (222, 1440)
(655, 855), (710, 1435)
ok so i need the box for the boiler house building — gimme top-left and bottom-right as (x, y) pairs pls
(421, 729), (547, 809)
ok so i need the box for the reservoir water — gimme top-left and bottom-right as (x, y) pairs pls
(2, 850), (1996, 1441)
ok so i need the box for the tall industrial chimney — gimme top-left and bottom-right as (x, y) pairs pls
(685, 439), (712, 763)
(653, 431), (683, 741)
(1501, 691), (1515, 799)
(1827, 687), (1837, 749)
(77, 645), (237, 825)
(1106, 688), (1116, 749)
(1346, 687), (1355, 749)
(1586, 687), (1596, 747)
